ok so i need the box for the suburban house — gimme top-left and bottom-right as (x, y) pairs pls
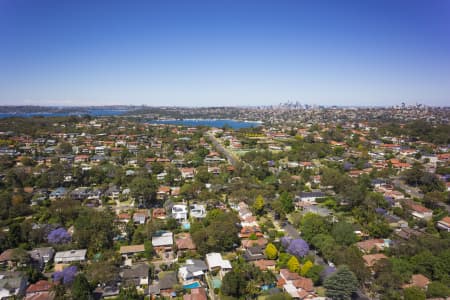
(362, 253), (388, 269)
(279, 269), (315, 299)
(149, 271), (178, 297)
(152, 231), (174, 260)
(181, 168), (196, 180)
(152, 208), (167, 220)
(402, 274), (430, 290)
(183, 287), (207, 300)
(253, 260), (276, 271)
(178, 259), (208, 282)
(49, 187), (68, 200)
(0, 271), (28, 299)
(243, 246), (266, 262)
(119, 244), (145, 258)
(28, 247), (55, 269)
(190, 204), (206, 219)
(241, 238), (267, 250)
(403, 200), (433, 221)
(121, 263), (149, 289)
(54, 249), (87, 264)
(205, 253), (232, 279)
(356, 239), (390, 253)
(0, 249), (16, 269)
(295, 191), (327, 205)
(436, 216), (450, 231)
(172, 204), (188, 222)
(133, 210), (149, 224)
(175, 233), (196, 255)
(24, 280), (53, 300)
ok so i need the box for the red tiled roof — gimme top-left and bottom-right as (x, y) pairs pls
(280, 269), (301, 281)
(183, 287), (207, 300)
(253, 259), (276, 271)
(0, 249), (15, 262)
(362, 254), (388, 267)
(440, 216), (450, 225)
(292, 277), (314, 292)
(175, 233), (196, 250)
(26, 280), (52, 293)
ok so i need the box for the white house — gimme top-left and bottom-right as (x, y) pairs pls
(54, 249), (87, 264)
(437, 216), (450, 232)
(172, 204), (188, 222)
(190, 204), (206, 219)
(206, 253), (232, 278)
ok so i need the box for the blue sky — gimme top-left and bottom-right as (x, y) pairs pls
(0, 0), (449, 106)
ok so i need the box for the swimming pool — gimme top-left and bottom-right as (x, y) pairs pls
(182, 222), (191, 230)
(183, 281), (201, 289)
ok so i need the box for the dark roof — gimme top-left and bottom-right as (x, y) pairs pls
(243, 246), (266, 262)
(158, 272), (177, 290)
(122, 263), (149, 279)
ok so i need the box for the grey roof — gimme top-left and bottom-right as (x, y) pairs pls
(186, 259), (207, 271)
(243, 246), (266, 262)
(0, 272), (27, 291)
(122, 263), (149, 279)
(29, 247), (55, 261)
(158, 272), (177, 290)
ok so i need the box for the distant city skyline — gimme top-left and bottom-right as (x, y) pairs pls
(1, 0), (449, 107)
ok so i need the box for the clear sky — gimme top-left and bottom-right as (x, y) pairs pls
(0, 0), (449, 107)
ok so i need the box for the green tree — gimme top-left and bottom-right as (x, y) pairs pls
(191, 210), (240, 255)
(333, 246), (370, 283)
(73, 209), (117, 254)
(265, 243), (278, 260)
(51, 284), (67, 300)
(305, 264), (324, 285)
(324, 266), (358, 300)
(331, 222), (357, 246)
(300, 213), (330, 242)
(423, 191), (446, 209)
(144, 240), (154, 258)
(265, 293), (293, 300)
(221, 271), (244, 298)
(427, 281), (450, 298)
(129, 176), (158, 207)
(403, 286), (426, 300)
(71, 274), (93, 300)
(279, 191), (294, 213)
(253, 194), (265, 215)
(287, 256), (301, 273)
(300, 260), (313, 276)
(85, 260), (119, 287)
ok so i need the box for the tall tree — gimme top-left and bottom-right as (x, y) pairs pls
(71, 274), (93, 300)
(253, 195), (265, 215)
(324, 266), (358, 300)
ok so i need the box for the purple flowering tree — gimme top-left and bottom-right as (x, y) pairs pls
(343, 162), (353, 171)
(52, 266), (77, 285)
(375, 207), (387, 215)
(287, 238), (310, 257)
(47, 228), (71, 244)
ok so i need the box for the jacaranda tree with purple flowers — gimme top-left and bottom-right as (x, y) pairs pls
(52, 266), (77, 285)
(287, 238), (310, 257)
(47, 227), (71, 244)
